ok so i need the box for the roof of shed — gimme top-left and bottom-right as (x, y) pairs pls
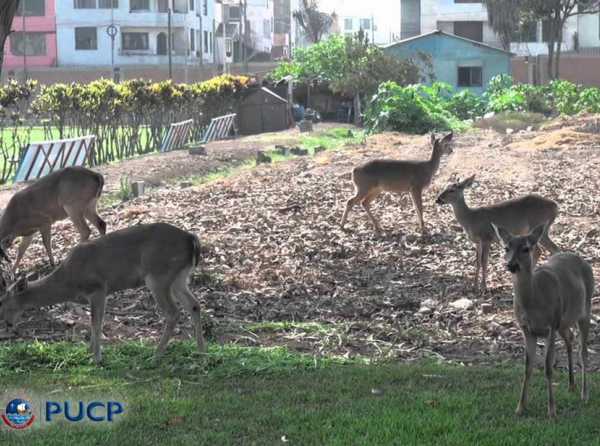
(382, 30), (514, 56)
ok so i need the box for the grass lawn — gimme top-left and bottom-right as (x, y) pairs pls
(0, 341), (598, 445)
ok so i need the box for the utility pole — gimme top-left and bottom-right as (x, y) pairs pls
(22, 0), (28, 81)
(168, 5), (173, 79)
(242, 0), (248, 73)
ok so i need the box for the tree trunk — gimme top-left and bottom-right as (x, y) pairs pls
(554, 20), (567, 80)
(546, 40), (555, 81)
(353, 93), (362, 126)
(0, 0), (20, 79)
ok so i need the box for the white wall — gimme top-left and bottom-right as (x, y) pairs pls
(56, 0), (215, 66)
(578, 12), (600, 48)
(246, 0), (274, 54)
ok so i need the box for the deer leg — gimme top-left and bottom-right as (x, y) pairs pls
(84, 200), (107, 236)
(89, 289), (107, 364)
(340, 192), (364, 229)
(171, 270), (206, 353)
(146, 276), (179, 359)
(362, 191), (382, 234)
(516, 332), (537, 416)
(12, 234), (34, 272)
(64, 205), (91, 242)
(559, 327), (576, 392)
(409, 188), (426, 234)
(40, 226), (55, 267)
(545, 330), (557, 418)
(473, 242), (481, 289)
(578, 318), (590, 402)
(480, 242), (491, 291)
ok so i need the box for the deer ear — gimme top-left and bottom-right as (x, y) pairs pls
(492, 223), (512, 246)
(459, 175), (476, 189)
(0, 247), (9, 263)
(12, 276), (28, 293)
(430, 133), (436, 145)
(527, 224), (546, 246)
(442, 131), (453, 143)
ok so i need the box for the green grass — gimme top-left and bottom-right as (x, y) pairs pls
(171, 127), (364, 189)
(0, 340), (599, 445)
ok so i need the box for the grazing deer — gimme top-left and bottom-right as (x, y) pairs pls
(0, 166), (107, 272)
(492, 224), (593, 418)
(340, 132), (454, 234)
(0, 223), (205, 363)
(436, 175), (560, 290)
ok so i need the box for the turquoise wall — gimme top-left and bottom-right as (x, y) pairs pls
(383, 33), (511, 95)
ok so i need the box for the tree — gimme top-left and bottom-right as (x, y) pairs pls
(270, 32), (421, 125)
(483, 0), (523, 50)
(0, 0), (20, 78)
(523, 0), (600, 79)
(293, 0), (334, 43)
(485, 0), (600, 79)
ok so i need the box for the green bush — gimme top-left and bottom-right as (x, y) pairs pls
(364, 82), (466, 134)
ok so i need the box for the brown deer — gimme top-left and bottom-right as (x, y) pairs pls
(436, 175), (560, 290)
(340, 132), (454, 234)
(0, 223), (205, 363)
(0, 166), (107, 272)
(492, 223), (593, 418)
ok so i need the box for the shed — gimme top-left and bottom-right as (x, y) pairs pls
(383, 30), (513, 94)
(238, 87), (289, 135)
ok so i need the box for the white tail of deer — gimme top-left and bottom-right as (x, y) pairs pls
(0, 223), (204, 363)
(493, 223), (593, 418)
(436, 175), (560, 290)
(340, 132), (454, 234)
(0, 166), (107, 271)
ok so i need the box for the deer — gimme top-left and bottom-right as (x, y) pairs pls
(436, 175), (560, 290)
(340, 132), (454, 235)
(0, 222), (205, 364)
(0, 166), (107, 272)
(492, 223), (593, 418)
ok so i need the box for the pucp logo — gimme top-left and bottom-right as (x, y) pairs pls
(1, 398), (35, 430)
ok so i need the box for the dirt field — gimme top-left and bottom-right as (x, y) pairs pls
(1, 118), (600, 370)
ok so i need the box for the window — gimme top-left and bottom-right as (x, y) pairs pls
(344, 18), (353, 31)
(74, 0), (96, 8)
(360, 18), (371, 30)
(209, 32), (212, 53)
(99, 0), (118, 8)
(130, 0), (150, 11)
(75, 27), (97, 50)
(122, 32), (149, 50)
(10, 32), (47, 56)
(190, 29), (195, 51)
(228, 6), (241, 20)
(204, 30), (208, 52)
(454, 21), (483, 42)
(203, 0), (208, 15)
(16, 0), (45, 16)
(458, 67), (482, 87)
(189, 0), (194, 10)
(263, 19), (271, 38)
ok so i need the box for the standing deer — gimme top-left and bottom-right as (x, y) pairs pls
(492, 224), (593, 418)
(0, 223), (205, 363)
(340, 132), (454, 234)
(436, 175), (560, 290)
(0, 166), (107, 272)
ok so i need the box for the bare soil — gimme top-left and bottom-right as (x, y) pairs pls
(2, 117), (600, 371)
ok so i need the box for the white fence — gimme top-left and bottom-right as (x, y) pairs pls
(14, 135), (96, 183)
(160, 119), (194, 153)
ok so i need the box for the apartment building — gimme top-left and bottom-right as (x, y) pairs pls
(56, 0), (216, 67)
(400, 0), (600, 56)
(341, 16), (376, 43)
(3, 0), (58, 70)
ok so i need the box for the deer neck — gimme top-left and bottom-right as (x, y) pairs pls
(18, 270), (77, 310)
(449, 193), (471, 225)
(511, 267), (536, 314)
(427, 146), (443, 178)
